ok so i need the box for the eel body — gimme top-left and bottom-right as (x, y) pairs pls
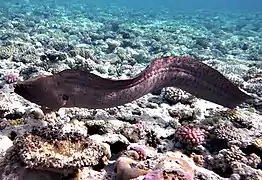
(14, 56), (252, 110)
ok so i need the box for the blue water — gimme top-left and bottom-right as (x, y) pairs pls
(1, 0), (262, 62)
(76, 0), (262, 12)
(2, 0), (261, 21)
(3, 0), (262, 12)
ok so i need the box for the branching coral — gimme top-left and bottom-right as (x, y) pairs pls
(0, 44), (17, 59)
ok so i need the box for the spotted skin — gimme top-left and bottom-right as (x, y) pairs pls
(14, 56), (252, 110)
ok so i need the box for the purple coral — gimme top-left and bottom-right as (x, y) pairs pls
(174, 125), (205, 146)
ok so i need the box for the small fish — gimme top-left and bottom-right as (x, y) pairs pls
(14, 56), (252, 111)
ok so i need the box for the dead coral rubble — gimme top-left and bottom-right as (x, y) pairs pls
(12, 125), (110, 175)
(115, 145), (196, 180)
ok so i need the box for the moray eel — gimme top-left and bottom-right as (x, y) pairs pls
(14, 56), (252, 110)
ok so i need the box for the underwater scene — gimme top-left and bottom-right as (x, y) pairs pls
(0, 0), (262, 179)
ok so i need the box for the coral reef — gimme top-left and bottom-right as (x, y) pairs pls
(114, 147), (196, 180)
(162, 87), (196, 105)
(13, 125), (110, 175)
(174, 125), (205, 147)
(0, 1), (262, 180)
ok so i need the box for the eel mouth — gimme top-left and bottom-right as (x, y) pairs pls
(14, 83), (37, 100)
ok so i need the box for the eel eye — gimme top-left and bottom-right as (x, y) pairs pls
(62, 94), (69, 101)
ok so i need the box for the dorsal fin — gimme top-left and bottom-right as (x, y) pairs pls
(55, 68), (145, 89)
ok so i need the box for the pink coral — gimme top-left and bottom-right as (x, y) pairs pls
(4, 72), (19, 84)
(144, 170), (161, 180)
(135, 120), (144, 128)
(175, 125), (205, 146)
(127, 144), (147, 160)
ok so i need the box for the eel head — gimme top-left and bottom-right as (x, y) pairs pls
(14, 74), (66, 110)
